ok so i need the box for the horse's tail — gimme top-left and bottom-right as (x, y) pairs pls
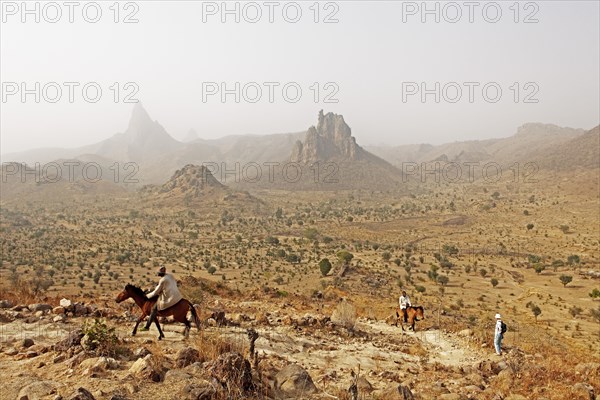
(186, 300), (201, 330)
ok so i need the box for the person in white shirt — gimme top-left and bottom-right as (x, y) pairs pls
(140, 266), (183, 331)
(494, 313), (504, 355)
(399, 290), (411, 323)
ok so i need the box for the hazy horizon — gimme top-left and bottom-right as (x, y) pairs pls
(2, 1), (599, 154)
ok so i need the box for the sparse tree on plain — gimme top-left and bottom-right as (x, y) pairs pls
(559, 275), (573, 287)
(319, 258), (332, 276)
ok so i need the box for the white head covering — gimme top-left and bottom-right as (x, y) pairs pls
(495, 313), (502, 319)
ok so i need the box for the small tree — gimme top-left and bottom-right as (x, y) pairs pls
(567, 255), (580, 266)
(207, 266), (217, 274)
(559, 275), (573, 287)
(437, 275), (449, 286)
(491, 278), (499, 288)
(337, 250), (354, 265)
(533, 264), (545, 274)
(531, 305), (542, 322)
(382, 252), (392, 262)
(319, 258), (332, 276)
(479, 268), (488, 278)
(527, 223), (534, 231)
(589, 288), (600, 299)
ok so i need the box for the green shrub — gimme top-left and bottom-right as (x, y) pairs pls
(82, 319), (119, 356)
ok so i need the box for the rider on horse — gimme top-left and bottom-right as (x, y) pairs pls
(399, 290), (411, 323)
(140, 266), (183, 331)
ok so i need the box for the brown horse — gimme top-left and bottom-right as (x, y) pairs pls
(116, 284), (200, 340)
(396, 306), (425, 331)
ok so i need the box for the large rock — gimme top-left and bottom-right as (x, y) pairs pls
(0, 299), (14, 308)
(163, 369), (193, 385)
(129, 354), (163, 382)
(54, 329), (84, 352)
(67, 387), (96, 400)
(274, 364), (317, 397)
(176, 347), (201, 368)
(28, 303), (52, 313)
(53, 306), (66, 315)
(60, 298), (73, 308)
(204, 352), (253, 391)
(17, 380), (62, 400)
(181, 381), (218, 400)
(79, 356), (119, 374)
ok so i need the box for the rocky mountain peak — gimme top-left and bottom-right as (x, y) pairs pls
(121, 103), (182, 160)
(291, 110), (362, 163)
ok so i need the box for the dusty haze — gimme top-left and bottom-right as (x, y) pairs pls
(1, 1), (599, 154)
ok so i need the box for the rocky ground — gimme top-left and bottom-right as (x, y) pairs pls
(1, 293), (598, 400)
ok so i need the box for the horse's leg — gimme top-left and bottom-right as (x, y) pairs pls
(132, 315), (144, 336)
(155, 318), (164, 340)
(183, 319), (191, 338)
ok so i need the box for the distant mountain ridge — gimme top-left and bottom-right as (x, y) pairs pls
(365, 123), (587, 167)
(2, 104), (596, 187)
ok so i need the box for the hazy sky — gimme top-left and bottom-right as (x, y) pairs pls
(1, 0), (599, 154)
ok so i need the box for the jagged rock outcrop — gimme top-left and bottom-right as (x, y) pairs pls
(291, 110), (363, 163)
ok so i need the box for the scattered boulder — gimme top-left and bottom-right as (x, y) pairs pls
(274, 364), (318, 397)
(163, 369), (193, 385)
(54, 329), (84, 352)
(176, 347), (201, 368)
(53, 306), (66, 315)
(132, 347), (152, 359)
(74, 303), (89, 316)
(4, 347), (19, 356)
(0, 299), (14, 308)
(21, 338), (35, 348)
(79, 356), (119, 374)
(67, 387), (96, 400)
(204, 352), (253, 391)
(28, 303), (52, 313)
(60, 298), (73, 309)
(129, 354), (164, 382)
(17, 380), (62, 400)
(181, 381), (218, 400)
